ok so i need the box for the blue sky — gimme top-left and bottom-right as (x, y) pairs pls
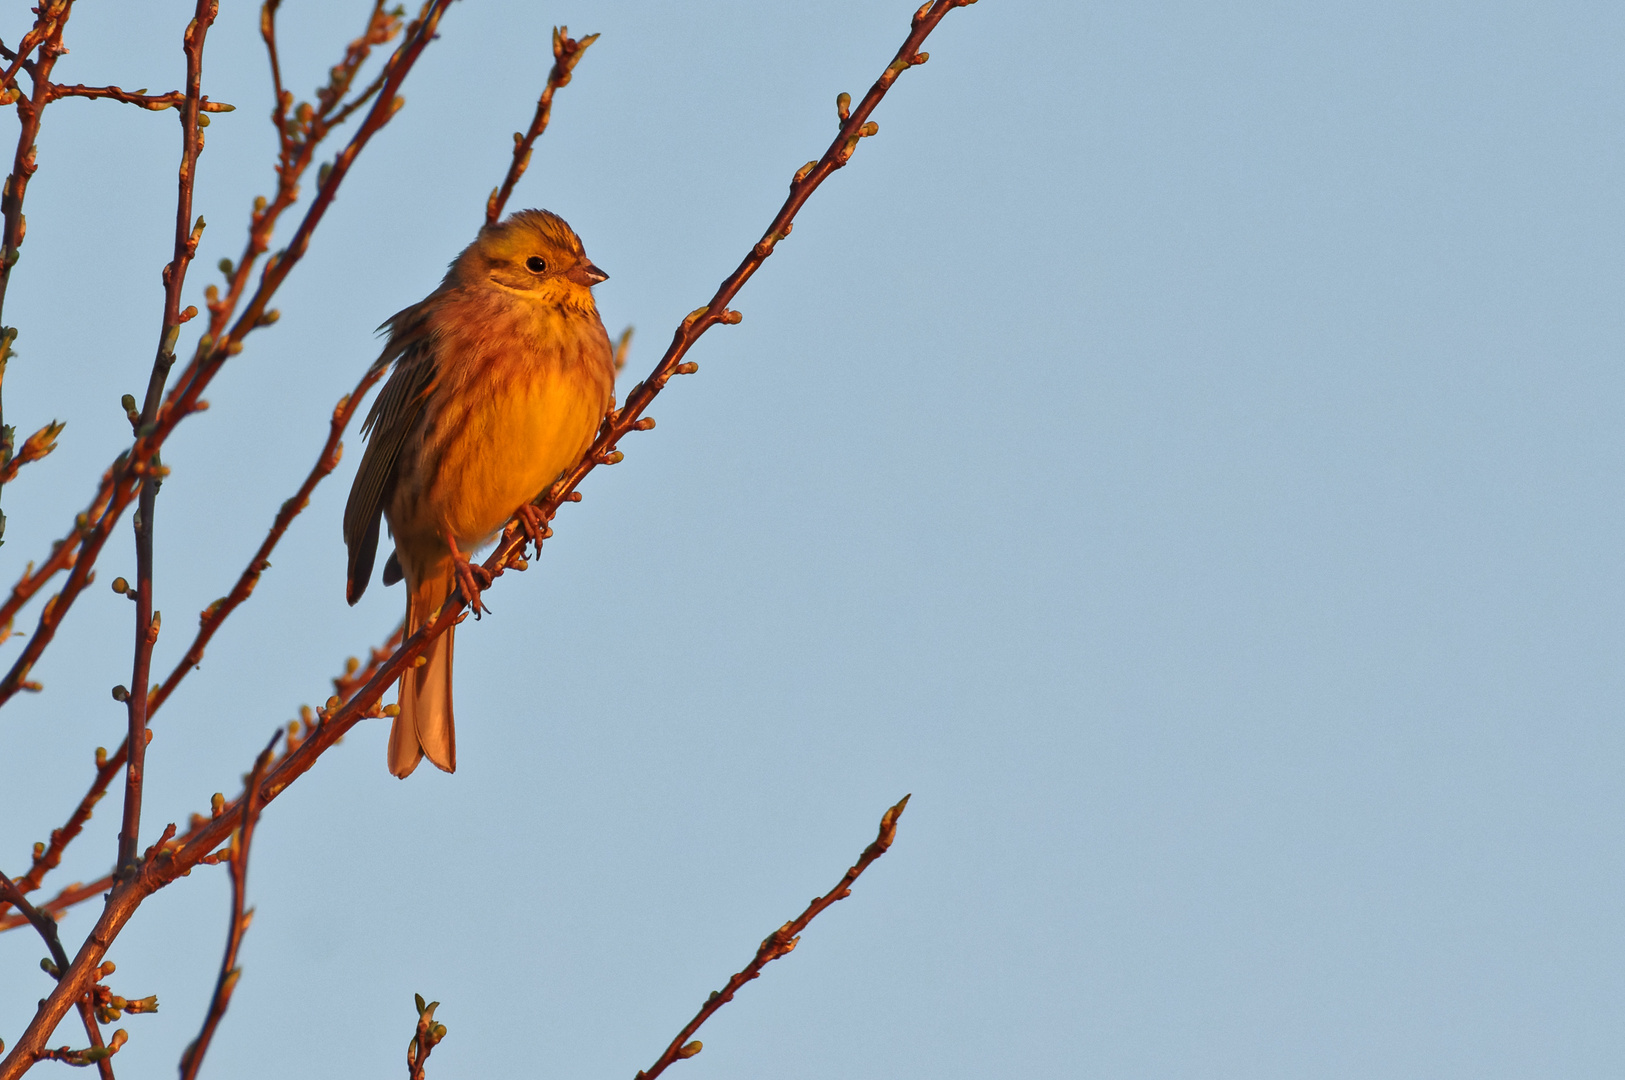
(3, 2), (1624, 1077)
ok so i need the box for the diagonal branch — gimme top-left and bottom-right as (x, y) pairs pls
(635, 796), (910, 1079)
(485, 25), (597, 225)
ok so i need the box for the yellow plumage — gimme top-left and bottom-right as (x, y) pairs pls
(343, 209), (615, 777)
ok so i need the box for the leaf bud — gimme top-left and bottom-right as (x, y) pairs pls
(836, 92), (851, 121)
(677, 1041), (703, 1059)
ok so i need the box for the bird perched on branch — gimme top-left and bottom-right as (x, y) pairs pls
(343, 209), (614, 778)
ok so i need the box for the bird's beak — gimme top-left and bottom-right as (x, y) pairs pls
(566, 262), (608, 286)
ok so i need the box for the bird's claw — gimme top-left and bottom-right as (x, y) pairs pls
(452, 556), (493, 619)
(515, 503), (552, 555)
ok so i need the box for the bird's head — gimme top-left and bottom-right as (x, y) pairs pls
(451, 208), (608, 303)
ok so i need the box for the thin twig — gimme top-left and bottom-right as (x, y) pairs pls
(178, 730), (280, 1080)
(0, 865), (68, 973)
(635, 796), (909, 1079)
(41, 82), (235, 112)
(117, 0), (217, 876)
(485, 26), (597, 226)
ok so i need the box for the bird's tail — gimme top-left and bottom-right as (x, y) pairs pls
(389, 561), (456, 777)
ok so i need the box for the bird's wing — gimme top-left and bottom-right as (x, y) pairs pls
(343, 314), (440, 605)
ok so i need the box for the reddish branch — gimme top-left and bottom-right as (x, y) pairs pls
(485, 26), (597, 226)
(636, 796), (910, 1080)
(177, 731), (279, 1080)
(42, 82), (235, 112)
(0, 0), (448, 715)
(0, 3), (971, 1071)
(117, 0), (217, 877)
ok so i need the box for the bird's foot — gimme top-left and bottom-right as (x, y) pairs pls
(451, 556), (493, 618)
(514, 503), (552, 555)
(444, 532), (494, 618)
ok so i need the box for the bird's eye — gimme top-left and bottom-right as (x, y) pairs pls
(525, 256), (548, 274)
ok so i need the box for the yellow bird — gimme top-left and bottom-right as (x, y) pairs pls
(344, 209), (614, 778)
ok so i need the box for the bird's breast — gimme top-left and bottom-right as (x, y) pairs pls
(418, 298), (613, 549)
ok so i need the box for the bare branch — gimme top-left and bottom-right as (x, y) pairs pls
(634, 796), (910, 1080)
(485, 26), (597, 225)
(41, 82), (234, 112)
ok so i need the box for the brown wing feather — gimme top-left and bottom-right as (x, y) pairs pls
(344, 309), (440, 604)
